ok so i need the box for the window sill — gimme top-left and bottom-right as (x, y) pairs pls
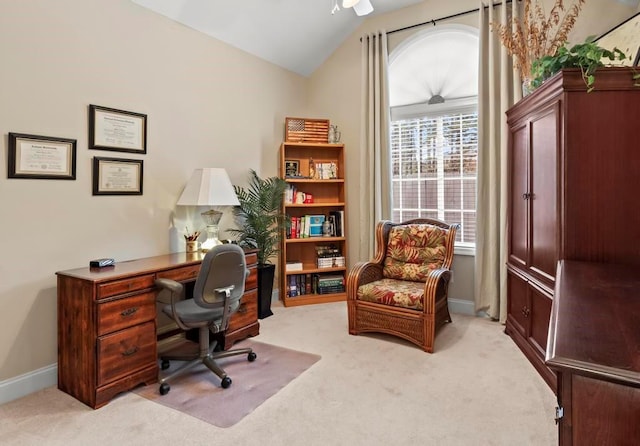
(454, 245), (475, 256)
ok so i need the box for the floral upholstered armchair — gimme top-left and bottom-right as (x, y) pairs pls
(346, 218), (459, 353)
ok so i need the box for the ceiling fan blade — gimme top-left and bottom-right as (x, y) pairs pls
(353, 0), (373, 16)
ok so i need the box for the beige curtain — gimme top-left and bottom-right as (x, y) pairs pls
(474, 0), (520, 322)
(358, 31), (392, 260)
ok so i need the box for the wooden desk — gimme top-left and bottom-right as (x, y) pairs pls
(546, 260), (640, 445)
(56, 250), (259, 409)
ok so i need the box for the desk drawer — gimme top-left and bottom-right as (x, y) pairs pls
(157, 265), (200, 282)
(97, 274), (155, 299)
(245, 252), (258, 267)
(97, 321), (156, 386)
(228, 289), (257, 332)
(245, 266), (257, 291)
(97, 291), (156, 336)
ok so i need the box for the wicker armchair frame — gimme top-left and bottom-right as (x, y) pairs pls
(346, 218), (459, 353)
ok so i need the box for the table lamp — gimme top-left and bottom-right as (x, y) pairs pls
(177, 168), (239, 252)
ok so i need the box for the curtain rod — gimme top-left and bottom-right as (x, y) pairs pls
(387, 0), (516, 36)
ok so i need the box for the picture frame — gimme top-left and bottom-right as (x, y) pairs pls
(285, 159), (300, 177)
(89, 104), (147, 154)
(7, 132), (77, 180)
(92, 157), (143, 195)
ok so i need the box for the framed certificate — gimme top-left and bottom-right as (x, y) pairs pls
(89, 104), (147, 154)
(8, 132), (77, 180)
(92, 157), (143, 195)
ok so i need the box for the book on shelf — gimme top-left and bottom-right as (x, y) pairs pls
(328, 210), (344, 237)
(285, 261), (303, 272)
(315, 244), (342, 257)
(308, 215), (325, 237)
(318, 276), (344, 286)
(317, 285), (345, 294)
(288, 275), (298, 297)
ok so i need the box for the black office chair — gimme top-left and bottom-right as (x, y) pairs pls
(154, 244), (256, 395)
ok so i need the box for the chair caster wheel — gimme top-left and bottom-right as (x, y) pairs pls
(159, 383), (170, 395)
(161, 360), (170, 370)
(221, 376), (232, 388)
(248, 352), (257, 362)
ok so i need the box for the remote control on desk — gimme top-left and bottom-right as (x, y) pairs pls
(90, 258), (115, 268)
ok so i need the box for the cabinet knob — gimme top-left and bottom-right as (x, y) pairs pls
(521, 306), (530, 317)
(522, 192), (530, 200)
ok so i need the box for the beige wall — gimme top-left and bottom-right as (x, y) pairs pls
(307, 0), (636, 307)
(1, 0), (636, 387)
(0, 0), (307, 382)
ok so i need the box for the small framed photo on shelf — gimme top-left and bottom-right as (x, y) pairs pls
(89, 104), (147, 154)
(7, 132), (77, 180)
(284, 159), (300, 177)
(92, 157), (143, 195)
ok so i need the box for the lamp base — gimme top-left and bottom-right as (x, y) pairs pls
(200, 209), (223, 252)
(200, 235), (222, 252)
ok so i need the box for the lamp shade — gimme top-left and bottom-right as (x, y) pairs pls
(177, 168), (239, 207)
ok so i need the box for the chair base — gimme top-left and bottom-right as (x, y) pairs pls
(348, 297), (451, 353)
(158, 337), (256, 395)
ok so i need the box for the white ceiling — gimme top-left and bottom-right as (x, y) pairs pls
(130, 0), (424, 76)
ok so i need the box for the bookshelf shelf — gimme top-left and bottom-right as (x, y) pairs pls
(285, 203), (345, 208)
(285, 236), (345, 244)
(279, 141), (347, 307)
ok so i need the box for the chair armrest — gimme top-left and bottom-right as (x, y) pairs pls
(155, 278), (184, 294)
(422, 268), (452, 314)
(154, 278), (190, 331)
(346, 261), (384, 301)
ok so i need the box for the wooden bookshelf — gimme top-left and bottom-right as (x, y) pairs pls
(279, 142), (347, 307)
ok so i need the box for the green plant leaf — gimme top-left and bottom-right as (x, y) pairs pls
(229, 169), (287, 265)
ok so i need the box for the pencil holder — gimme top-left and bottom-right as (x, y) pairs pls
(186, 240), (199, 253)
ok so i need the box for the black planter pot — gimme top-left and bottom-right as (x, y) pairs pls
(257, 264), (275, 319)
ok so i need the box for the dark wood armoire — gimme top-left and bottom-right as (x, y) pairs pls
(505, 67), (640, 443)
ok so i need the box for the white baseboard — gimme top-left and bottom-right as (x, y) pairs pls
(0, 364), (57, 405)
(448, 298), (476, 316)
(0, 296), (476, 406)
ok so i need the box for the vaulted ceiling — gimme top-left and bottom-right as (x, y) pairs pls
(130, 0), (424, 76)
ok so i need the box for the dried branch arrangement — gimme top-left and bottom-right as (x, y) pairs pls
(491, 0), (586, 79)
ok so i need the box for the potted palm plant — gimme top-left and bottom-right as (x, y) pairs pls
(228, 169), (287, 319)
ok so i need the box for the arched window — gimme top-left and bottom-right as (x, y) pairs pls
(389, 25), (479, 250)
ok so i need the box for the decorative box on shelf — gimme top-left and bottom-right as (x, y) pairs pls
(285, 117), (330, 143)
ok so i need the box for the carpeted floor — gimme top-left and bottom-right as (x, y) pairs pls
(133, 339), (320, 427)
(0, 301), (557, 445)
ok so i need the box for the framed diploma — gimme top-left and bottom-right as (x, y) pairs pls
(89, 104), (147, 154)
(92, 157), (143, 195)
(8, 133), (77, 180)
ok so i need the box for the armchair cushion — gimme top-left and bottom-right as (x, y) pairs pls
(383, 224), (447, 281)
(357, 278), (425, 311)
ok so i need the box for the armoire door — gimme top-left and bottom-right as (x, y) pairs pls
(508, 122), (529, 271)
(529, 104), (558, 285)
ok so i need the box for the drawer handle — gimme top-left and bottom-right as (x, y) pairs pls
(120, 307), (138, 317)
(237, 303), (247, 314)
(122, 346), (138, 357)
